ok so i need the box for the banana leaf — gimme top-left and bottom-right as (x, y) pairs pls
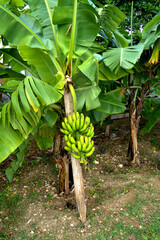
(103, 44), (144, 73)
(100, 4), (126, 41)
(0, 76), (62, 163)
(0, 48), (36, 76)
(18, 46), (58, 85)
(52, 1), (99, 57)
(0, 4), (54, 51)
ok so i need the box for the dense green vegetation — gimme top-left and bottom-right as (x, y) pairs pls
(0, 0), (160, 225)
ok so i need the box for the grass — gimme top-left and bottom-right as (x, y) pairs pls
(0, 191), (22, 211)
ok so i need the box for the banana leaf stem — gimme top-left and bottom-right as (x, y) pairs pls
(131, 1), (134, 46)
(69, 83), (77, 113)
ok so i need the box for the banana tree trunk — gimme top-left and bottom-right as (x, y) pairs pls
(128, 108), (140, 167)
(54, 129), (61, 154)
(64, 85), (86, 223)
(0, 92), (2, 102)
(128, 92), (145, 167)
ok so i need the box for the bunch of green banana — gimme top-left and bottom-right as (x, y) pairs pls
(60, 112), (94, 138)
(60, 112), (95, 162)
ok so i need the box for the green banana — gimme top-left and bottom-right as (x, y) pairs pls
(60, 128), (69, 135)
(72, 152), (81, 159)
(76, 118), (80, 130)
(71, 120), (76, 131)
(64, 146), (71, 151)
(82, 142), (87, 152)
(91, 124), (94, 133)
(86, 125), (94, 137)
(72, 112), (76, 122)
(80, 117), (90, 133)
(85, 140), (94, 152)
(85, 146), (95, 157)
(71, 144), (79, 154)
(80, 135), (84, 146)
(77, 141), (82, 152)
(61, 112), (95, 162)
(62, 121), (68, 131)
(66, 141), (72, 148)
(68, 114), (73, 126)
(64, 135), (69, 143)
(65, 122), (74, 133)
(80, 124), (87, 133)
(86, 127), (92, 137)
(90, 132), (94, 138)
(85, 136), (90, 148)
(64, 117), (68, 124)
(80, 113), (85, 129)
(84, 116), (90, 129)
(68, 134), (76, 144)
(76, 112), (80, 119)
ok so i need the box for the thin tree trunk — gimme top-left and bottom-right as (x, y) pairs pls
(0, 92), (2, 102)
(63, 88), (73, 195)
(54, 130), (61, 154)
(128, 108), (140, 166)
(128, 92), (145, 167)
(64, 87), (86, 223)
(63, 156), (69, 195)
(71, 154), (86, 223)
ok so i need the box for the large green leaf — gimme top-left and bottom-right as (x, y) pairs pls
(5, 137), (29, 183)
(103, 44), (144, 72)
(0, 121), (24, 162)
(95, 89), (126, 115)
(0, 67), (25, 82)
(30, 0), (57, 39)
(0, 76), (62, 163)
(76, 85), (101, 111)
(34, 121), (55, 150)
(141, 14), (160, 49)
(0, 48), (37, 76)
(141, 106), (160, 135)
(52, 1), (99, 57)
(100, 4), (126, 41)
(0, 5), (54, 50)
(44, 109), (58, 127)
(91, 110), (110, 123)
(78, 58), (98, 82)
(99, 62), (130, 81)
(18, 46), (58, 85)
(12, 0), (24, 7)
(112, 30), (129, 48)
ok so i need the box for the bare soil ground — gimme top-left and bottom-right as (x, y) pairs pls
(0, 119), (160, 240)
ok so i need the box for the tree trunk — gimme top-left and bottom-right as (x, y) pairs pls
(54, 130), (61, 154)
(128, 92), (145, 167)
(128, 108), (141, 167)
(0, 92), (2, 102)
(71, 154), (86, 223)
(63, 156), (69, 195)
(64, 87), (86, 223)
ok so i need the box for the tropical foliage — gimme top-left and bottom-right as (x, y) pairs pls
(0, 0), (129, 165)
(0, 0), (160, 223)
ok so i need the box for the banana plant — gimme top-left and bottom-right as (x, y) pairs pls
(101, 12), (160, 167)
(0, 0), (135, 222)
(0, 0), (103, 223)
